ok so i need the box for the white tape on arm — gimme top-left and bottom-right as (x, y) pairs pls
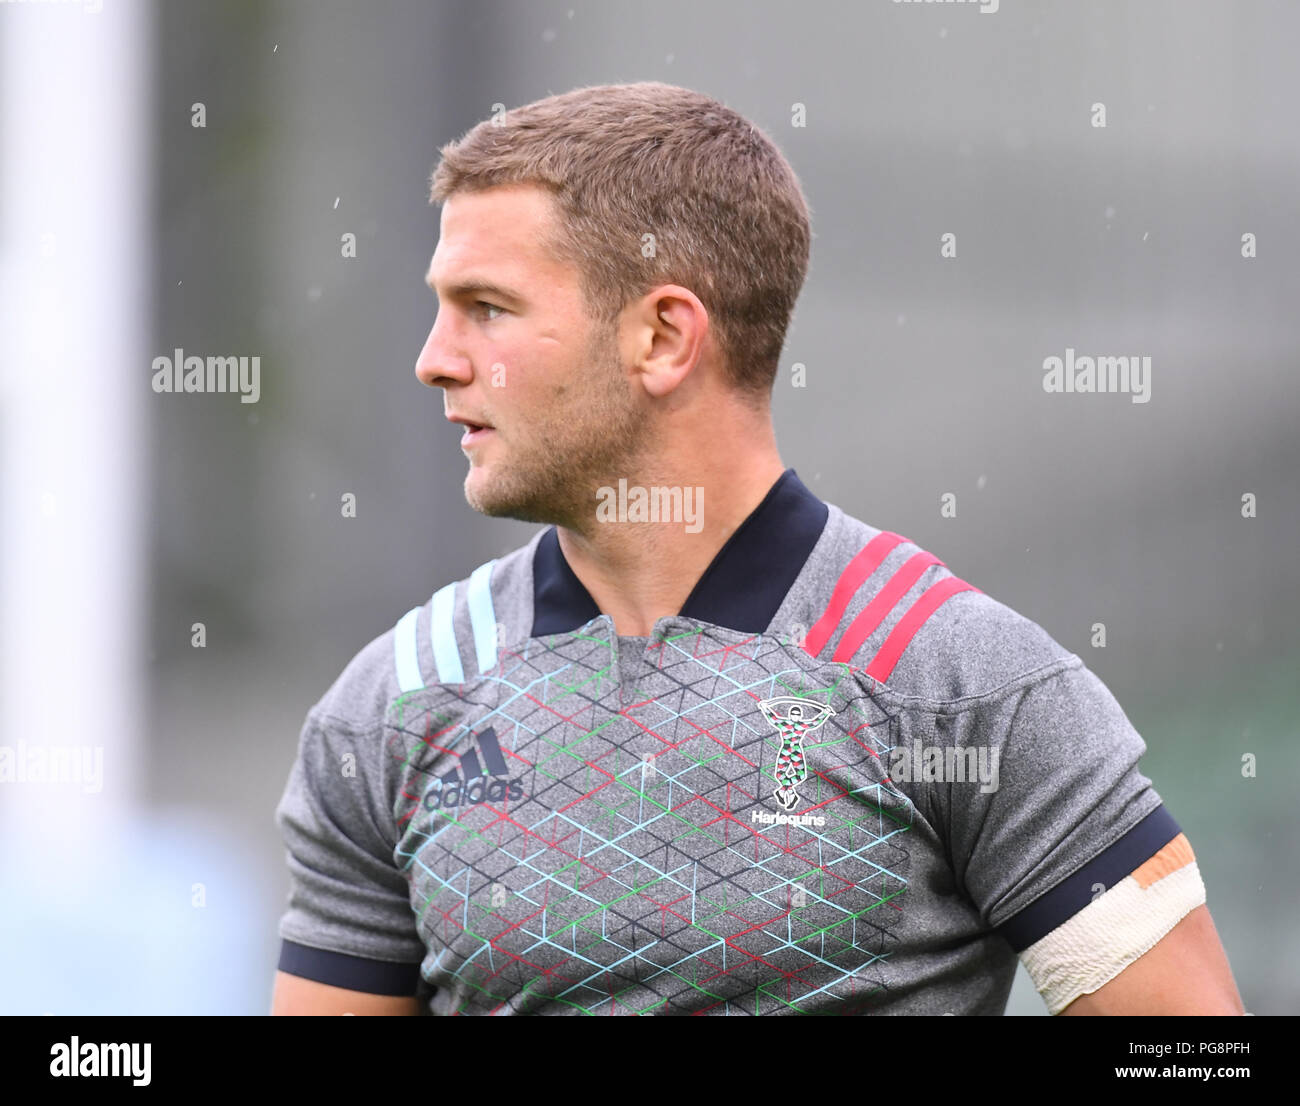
(1019, 836), (1206, 1015)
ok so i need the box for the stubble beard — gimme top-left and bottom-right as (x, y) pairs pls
(463, 320), (653, 532)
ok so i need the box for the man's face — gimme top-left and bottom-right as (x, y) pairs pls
(416, 183), (651, 528)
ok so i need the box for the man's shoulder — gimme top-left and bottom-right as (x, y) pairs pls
(303, 529), (544, 733)
(806, 504), (1076, 705)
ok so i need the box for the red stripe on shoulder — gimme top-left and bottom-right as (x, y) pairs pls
(864, 576), (980, 682)
(803, 532), (907, 657)
(830, 551), (944, 664)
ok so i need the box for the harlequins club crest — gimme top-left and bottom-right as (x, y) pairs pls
(758, 696), (836, 812)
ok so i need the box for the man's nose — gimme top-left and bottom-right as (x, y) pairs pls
(414, 316), (472, 389)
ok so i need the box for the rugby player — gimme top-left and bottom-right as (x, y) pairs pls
(271, 82), (1244, 1016)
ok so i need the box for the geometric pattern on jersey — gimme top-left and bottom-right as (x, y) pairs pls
(386, 621), (910, 1015)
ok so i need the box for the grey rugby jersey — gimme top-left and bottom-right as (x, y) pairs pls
(274, 468), (1183, 1015)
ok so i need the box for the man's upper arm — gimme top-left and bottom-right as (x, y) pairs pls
(272, 704), (427, 1009)
(1016, 828), (1243, 1014)
(944, 661), (1242, 1014)
(271, 970), (420, 1016)
(1058, 902), (1244, 1015)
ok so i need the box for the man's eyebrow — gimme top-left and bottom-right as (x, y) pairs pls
(424, 269), (527, 304)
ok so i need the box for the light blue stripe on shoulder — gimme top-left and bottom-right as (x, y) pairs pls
(466, 559), (498, 676)
(393, 606), (424, 692)
(429, 581), (464, 685)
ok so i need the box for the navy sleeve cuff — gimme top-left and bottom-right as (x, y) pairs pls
(277, 939), (422, 996)
(994, 803), (1182, 953)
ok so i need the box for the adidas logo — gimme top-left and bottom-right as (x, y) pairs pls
(422, 727), (525, 811)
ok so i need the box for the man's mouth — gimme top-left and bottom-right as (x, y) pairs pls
(461, 423), (494, 446)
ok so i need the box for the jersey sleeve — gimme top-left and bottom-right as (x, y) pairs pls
(939, 660), (1192, 977)
(273, 708), (425, 994)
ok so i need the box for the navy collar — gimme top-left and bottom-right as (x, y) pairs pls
(532, 468), (829, 636)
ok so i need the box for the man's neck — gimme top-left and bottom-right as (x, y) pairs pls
(555, 452), (787, 637)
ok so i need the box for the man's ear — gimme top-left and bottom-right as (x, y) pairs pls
(632, 285), (709, 399)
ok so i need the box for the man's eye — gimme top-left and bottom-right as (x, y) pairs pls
(475, 301), (505, 321)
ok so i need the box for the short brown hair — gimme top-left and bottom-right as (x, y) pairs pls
(429, 81), (812, 400)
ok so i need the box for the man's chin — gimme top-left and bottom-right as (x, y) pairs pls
(462, 468), (503, 516)
(463, 468), (554, 525)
